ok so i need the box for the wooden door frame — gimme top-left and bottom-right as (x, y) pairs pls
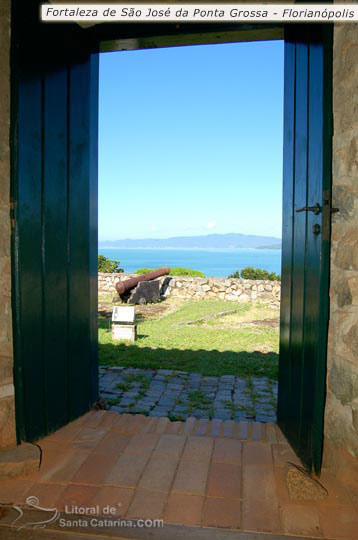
(10, 9), (332, 461)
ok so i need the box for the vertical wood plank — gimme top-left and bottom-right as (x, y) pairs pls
(300, 42), (324, 469)
(287, 41), (309, 453)
(43, 66), (69, 431)
(277, 40), (295, 431)
(16, 70), (46, 441)
(89, 54), (99, 404)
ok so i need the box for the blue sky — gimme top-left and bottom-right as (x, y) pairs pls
(99, 40), (284, 241)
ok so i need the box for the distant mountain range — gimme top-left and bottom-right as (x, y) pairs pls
(99, 233), (282, 250)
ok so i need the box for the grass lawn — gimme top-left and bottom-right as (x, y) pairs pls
(99, 299), (279, 379)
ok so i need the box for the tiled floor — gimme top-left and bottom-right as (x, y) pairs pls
(100, 367), (278, 422)
(0, 410), (357, 539)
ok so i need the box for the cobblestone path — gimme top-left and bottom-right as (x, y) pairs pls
(99, 366), (277, 422)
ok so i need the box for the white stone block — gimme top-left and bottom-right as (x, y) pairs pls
(112, 324), (136, 341)
(112, 305), (135, 323)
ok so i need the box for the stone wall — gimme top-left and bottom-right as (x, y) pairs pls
(0, 0), (16, 449)
(323, 22), (358, 469)
(98, 273), (281, 307)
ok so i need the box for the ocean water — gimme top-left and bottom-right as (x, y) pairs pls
(98, 248), (282, 278)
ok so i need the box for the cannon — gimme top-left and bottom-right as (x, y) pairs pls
(115, 267), (170, 304)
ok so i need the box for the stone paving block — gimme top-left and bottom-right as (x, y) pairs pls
(214, 409), (232, 420)
(121, 391), (140, 399)
(256, 414), (277, 423)
(99, 367), (278, 423)
(158, 398), (176, 407)
(110, 406), (127, 413)
(191, 409), (207, 419)
(173, 405), (189, 413)
(119, 398), (136, 407)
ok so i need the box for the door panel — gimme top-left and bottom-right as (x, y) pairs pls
(11, 8), (99, 442)
(278, 26), (333, 474)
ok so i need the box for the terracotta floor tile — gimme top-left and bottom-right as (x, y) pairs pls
(272, 442), (301, 468)
(155, 417), (170, 434)
(38, 448), (89, 483)
(138, 455), (179, 492)
(251, 422), (264, 441)
(280, 502), (322, 537)
(71, 452), (120, 485)
(164, 493), (203, 526)
(182, 436), (213, 462)
(276, 426), (289, 443)
(56, 484), (98, 512)
(126, 489), (167, 519)
(38, 439), (70, 455)
(319, 471), (354, 506)
(114, 414), (146, 434)
(81, 410), (108, 428)
(242, 441), (273, 466)
(140, 417), (159, 433)
(97, 411), (121, 429)
(172, 459), (209, 495)
(242, 465), (281, 533)
(237, 422), (249, 440)
(202, 497), (241, 529)
(120, 433), (159, 456)
(73, 427), (108, 444)
(207, 462), (241, 499)
(71, 438), (103, 452)
(104, 454), (150, 488)
(154, 434), (186, 459)
(223, 420), (235, 438)
(183, 417), (197, 435)
(165, 421), (182, 435)
(196, 419), (209, 437)
(94, 432), (130, 456)
(44, 422), (82, 442)
(319, 504), (358, 539)
(22, 482), (67, 509)
(274, 468), (291, 502)
(212, 438), (242, 465)
(266, 423), (278, 443)
(111, 413), (134, 432)
(0, 479), (34, 505)
(89, 486), (134, 517)
(210, 419), (223, 437)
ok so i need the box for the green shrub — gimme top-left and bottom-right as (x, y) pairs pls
(135, 268), (154, 275)
(98, 255), (123, 273)
(228, 266), (280, 281)
(135, 267), (205, 278)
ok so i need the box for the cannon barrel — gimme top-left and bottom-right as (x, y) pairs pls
(115, 267), (170, 296)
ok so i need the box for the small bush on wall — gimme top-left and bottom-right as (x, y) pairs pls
(98, 255), (124, 273)
(135, 267), (205, 278)
(228, 266), (281, 281)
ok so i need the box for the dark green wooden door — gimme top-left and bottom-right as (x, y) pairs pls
(278, 25), (333, 474)
(11, 2), (99, 442)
